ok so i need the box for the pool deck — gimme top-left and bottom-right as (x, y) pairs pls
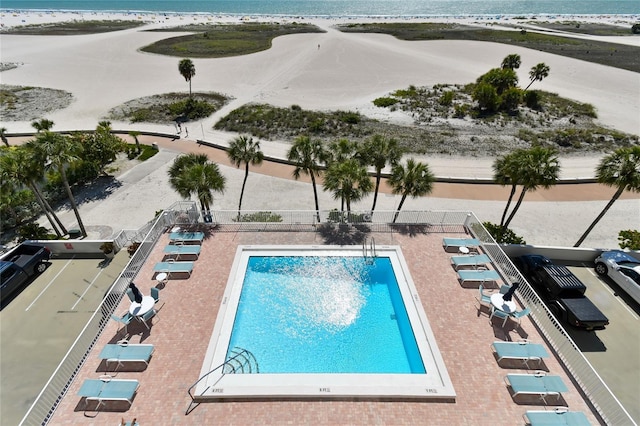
(50, 225), (602, 425)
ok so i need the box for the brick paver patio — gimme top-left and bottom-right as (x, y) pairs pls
(49, 225), (602, 425)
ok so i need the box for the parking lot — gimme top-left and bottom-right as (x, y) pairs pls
(557, 261), (639, 422)
(0, 252), (129, 426)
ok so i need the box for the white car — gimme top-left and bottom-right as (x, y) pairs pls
(594, 250), (640, 306)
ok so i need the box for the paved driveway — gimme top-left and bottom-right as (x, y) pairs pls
(0, 252), (129, 426)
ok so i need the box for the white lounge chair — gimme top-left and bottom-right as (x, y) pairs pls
(492, 341), (549, 369)
(457, 269), (500, 285)
(99, 341), (155, 369)
(451, 254), (491, 270)
(505, 373), (568, 404)
(442, 237), (479, 252)
(77, 376), (139, 410)
(524, 409), (591, 426)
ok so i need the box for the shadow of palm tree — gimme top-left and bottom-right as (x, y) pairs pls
(317, 223), (370, 245)
(389, 224), (431, 237)
(72, 175), (124, 206)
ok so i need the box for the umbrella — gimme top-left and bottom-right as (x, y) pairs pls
(503, 282), (520, 302)
(129, 282), (143, 304)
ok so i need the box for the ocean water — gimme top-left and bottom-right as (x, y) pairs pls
(1, 0), (638, 17)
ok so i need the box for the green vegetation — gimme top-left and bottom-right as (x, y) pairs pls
(108, 92), (228, 123)
(525, 21), (637, 36)
(618, 230), (640, 250)
(234, 211), (283, 222)
(1, 20), (144, 35)
(575, 146), (640, 247)
(214, 97), (637, 156)
(141, 23), (325, 58)
(482, 222), (526, 244)
(214, 104), (372, 141)
(1, 85), (73, 121)
(336, 22), (640, 73)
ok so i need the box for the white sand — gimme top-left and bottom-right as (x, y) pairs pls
(0, 11), (638, 248)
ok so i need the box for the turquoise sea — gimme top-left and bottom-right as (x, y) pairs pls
(1, 0), (638, 17)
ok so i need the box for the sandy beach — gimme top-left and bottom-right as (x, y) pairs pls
(0, 11), (639, 249)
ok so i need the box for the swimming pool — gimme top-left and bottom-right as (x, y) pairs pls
(197, 246), (455, 400)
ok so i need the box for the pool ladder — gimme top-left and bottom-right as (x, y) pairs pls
(186, 347), (259, 415)
(363, 237), (377, 265)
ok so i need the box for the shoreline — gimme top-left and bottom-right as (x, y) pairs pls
(2, 9), (639, 28)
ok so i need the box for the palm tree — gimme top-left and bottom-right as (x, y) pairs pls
(0, 127), (9, 147)
(574, 146), (640, 247)
(287, 136), (328, 222)
(0, 147), (66, 238)
(168, 153), (226, 215)
(502, 147), (560, 229)
(501, 54), (521, 70)
(0, 148), (64, 237)
(525, 63), (550, 90)
(360, 135), (402, 212)
(388, 159), (435, 223)
(327, 138), (357, 165)
(227, 135), (264, 218)
(128, 130), (142, 154)
(178, 58), (196, 97)
(493, 150), (525, 227)
(31, 118), (54, 133)
(323, 158), (373, 213)
(31, 131), (87, 237)
(326, 139), (358, 210)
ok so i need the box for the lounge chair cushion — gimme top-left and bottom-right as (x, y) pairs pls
(77, 378), (139, 408)
(492, 341), (549, 368)
(524, 409), (591, 426)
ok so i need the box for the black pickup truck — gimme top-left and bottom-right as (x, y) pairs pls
(515, 254), (609, 331)
(0, 243), (51, 303)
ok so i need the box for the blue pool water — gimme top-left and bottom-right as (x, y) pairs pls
(226, 256), (425, 374)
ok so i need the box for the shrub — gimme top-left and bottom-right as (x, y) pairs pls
(482, 222), (526, 244)
(373, 97), (398, 108)
(453, 104), (470, 118)
(337, 111), (361, 124)
(168, 98), (216, 120)
(501, 87), (522, 112)
(618, 229), (640, 250)
(439, 91), (454, 106)
(234, 211), (283, 222)
(18, 223), (54, 242)
(472, 83), (499, 112)
(523, 90), (540, 109)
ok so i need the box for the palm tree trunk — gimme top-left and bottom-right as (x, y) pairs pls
(60, 167), (87, 237)
(392, 195), (408, 223)
(189, 80), (192, 97)
(500, 185), (517, 227)
(371, 174), (381, 212)
(574, 188), (624, 247)
(525, 80), (535, 91)
(30, 181), (67, 235)
(34, 195), (62, 237)
(310, 173), (321, 223)
(238, 165), (249, 218)
(503, 188), (528, 229)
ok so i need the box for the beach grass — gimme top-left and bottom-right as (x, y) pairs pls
(336, 23), (640, 73)
(211, 97), (637, 156)
(107, 92), (229, 123)
(140, 23), (325, 57)
(1, 20), (144, 35)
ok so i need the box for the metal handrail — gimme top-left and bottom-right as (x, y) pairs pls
(186, 348), (258, 415)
